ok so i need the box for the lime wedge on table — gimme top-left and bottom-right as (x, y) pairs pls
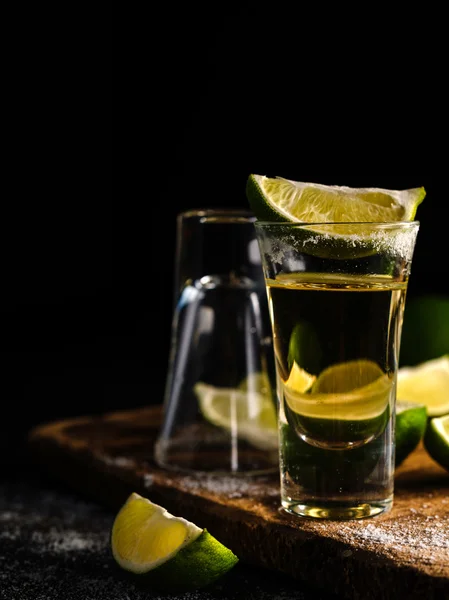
(424, 415), (449, 472)
(397, 355), (449, 417)
(246, 174), (425, 223)
(111, 493), (238, 591)
(238, 370), (272, 395)
(395, 401), (428, 466)
(194, 378), (278, 450)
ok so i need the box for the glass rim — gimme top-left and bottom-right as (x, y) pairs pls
(178, 208), (256, 223)
(254, 220), (420, 228)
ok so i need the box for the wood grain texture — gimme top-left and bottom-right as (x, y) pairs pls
(28, 405), (449, 600)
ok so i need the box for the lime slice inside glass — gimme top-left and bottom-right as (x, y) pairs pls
(282, 359), (392, 448)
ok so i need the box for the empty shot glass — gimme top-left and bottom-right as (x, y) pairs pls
(154, 209), (278, 475)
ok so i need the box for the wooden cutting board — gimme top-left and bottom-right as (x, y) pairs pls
(28, 405), (449, 600)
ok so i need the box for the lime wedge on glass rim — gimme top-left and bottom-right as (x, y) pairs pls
(246, 174), (426, 224)
(111, 493), (238, 591)
(245, 174), (425, 259)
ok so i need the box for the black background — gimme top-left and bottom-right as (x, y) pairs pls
(2, 5), (448, 469)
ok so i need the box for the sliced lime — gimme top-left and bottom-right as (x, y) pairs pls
(111, 493), (238, 591)
(246, 174), (425, 224)
(282, 359), (392, 448)
(284, 359), (391, 421)
(238, 371), (272, 395)
(312, 359), (386, 394)
(395, 400), (428, 466)
(287, 321), (322, 374)
(424, 415), (449, 472)
(194, 379), (278, 450)
(284, 361), (316, 393)
(397, 355), (449, 417)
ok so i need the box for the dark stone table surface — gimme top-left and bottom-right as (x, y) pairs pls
(0, 469), (339, 600)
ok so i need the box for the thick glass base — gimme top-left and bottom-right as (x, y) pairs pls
(281, 496), (393, 520)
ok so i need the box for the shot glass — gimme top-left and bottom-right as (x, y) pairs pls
(254, 220), (420, 519)
(154, 209), (278, 475)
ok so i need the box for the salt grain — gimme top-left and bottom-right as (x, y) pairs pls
(338, 517), (449, 555)
(30, 528), (108, 554)
(142, 473), (154, 488)
(97, 454), (135, 469)
(169, 473), (279, 499)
